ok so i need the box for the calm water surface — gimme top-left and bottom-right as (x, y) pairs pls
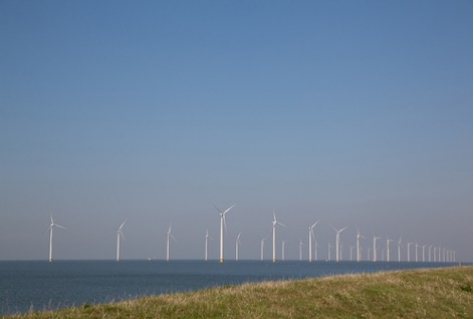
(0, 260), (459, 314)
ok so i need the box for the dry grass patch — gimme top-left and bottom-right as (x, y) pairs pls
(5, 266), (472, 319)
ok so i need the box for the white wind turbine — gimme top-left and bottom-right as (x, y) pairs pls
(48, 214), (66, 262)
(205, 229), (213, 261)
(272, 211), (286, 262)
(235, 232), (242, 261)
(386, 237), (393, 262)
(166, 224), (176, 261)
(299, 238), (304, 261)
(259, 236), (268, 261)
(398, 237), (402, 262)
(332, 226), (347, 262)
(356, 229), (364, 262)
(281, 240), (287, 261)
(213, 204), (236, 263)
(415, 242), (419, 262)
(308, 221), (319, 262)
(115, 220), (126, 262)
(407, 242), (412, 262)
(422, 245), (427, 262)
(314, 240), (319, 261)
(373, 235), (380, 262)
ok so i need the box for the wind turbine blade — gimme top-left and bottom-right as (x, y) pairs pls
(119, 220), (127, 230)
(171, 234), (176, 241)
(50, 214), (54, 224)
(311, 220), (319, 229)
(222, 204), (236, 216)
(212, 203), (223, 213)
(55, 224), (67, 230)
(277, 221), (287, 228)
(223, 214), (228, 234)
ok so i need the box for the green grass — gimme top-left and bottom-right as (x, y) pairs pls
(5, 266), (472, 319)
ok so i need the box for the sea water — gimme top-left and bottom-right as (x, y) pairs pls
(0, 260), (459, 315)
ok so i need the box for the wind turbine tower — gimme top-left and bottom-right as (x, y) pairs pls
(214, 204), (236, 263)
(314, 240), (319, 261)
(332, 226), (347, 262)
(166, 224), (176, 261)
(205, 229), (212, 261)
(356, 229), (364, 262)
(386, 237), (393, 262)
(235, 232), (242, 261)
(260, 236), (267, 261)
(398, 237), (402, 262)
(299, 238), (304, 261)
(415, 243), (419, 262)
(48, 214), (66, 262)
(115, 220), (126, 262)
(272, 211), (286, 262)
(373, 236), (380, 262)
(281, 240), (287, 261)
(308, 221), (319, 262)
(407, 242), (412, 262)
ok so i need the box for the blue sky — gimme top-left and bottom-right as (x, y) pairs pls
(0, 1), (472, 261)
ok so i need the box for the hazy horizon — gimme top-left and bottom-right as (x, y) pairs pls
(0, 1), (472, 262)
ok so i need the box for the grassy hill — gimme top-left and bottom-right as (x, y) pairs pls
(6, 266), (472, 319)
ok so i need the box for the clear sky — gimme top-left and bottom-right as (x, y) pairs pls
(0, 1), (472, 262)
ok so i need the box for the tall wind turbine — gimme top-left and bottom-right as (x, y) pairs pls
(415, 243), (419, 262)
(407, 242), (412, 262)
(397, 237), (402, 262)
(272, 211), (286, 262)
(372, 236), (380, 262)
(166, 224), (176, 261)
(260, 236), (267, 261)
(115, 220), (126, 262)
(314, 240), (319, 261)
(205, 229), (213, 261)
(281, 240), (287, 261)
(332, 226), (347, 262)
(422, 245), (427, 262)
(386, 237), (393, 262)
(235, 232), (242, 261)
(308, 221), (319, 262)
(213, 204), (236, 263)
(299, 238), (304, 261)
(356, 229), (364, 262)
(48, 214), (66, 262)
